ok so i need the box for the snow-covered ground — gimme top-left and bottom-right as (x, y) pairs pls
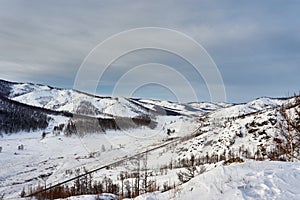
(0, 115), (198, 199)
(133, 160), (300, 200)
(56, 193), (119, 200)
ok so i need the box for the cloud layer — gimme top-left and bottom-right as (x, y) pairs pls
(0, 0), (299, 102)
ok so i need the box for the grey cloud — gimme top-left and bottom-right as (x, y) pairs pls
(0, 0), (299, 102)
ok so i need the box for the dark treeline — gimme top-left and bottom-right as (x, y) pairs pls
(0, 97), (51, 134)
(0, 79), (12, 98)
(63, 115), (157, 136)
(0, 96), (74, 135)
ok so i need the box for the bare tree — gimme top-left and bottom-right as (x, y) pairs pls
(42, 132), (46, 139)
(101, 144), (106, 152)
(124, 180), (131, 198)
(142, 151), (149, 193)
(177, 154), (198, 183)
(120, 172), (125, 197)
(276, 99), (300, 161)
(135, 156), (140, 196)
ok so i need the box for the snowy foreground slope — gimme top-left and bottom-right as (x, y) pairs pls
(0, 79), (299, 200)
(133, 161), (300, 200)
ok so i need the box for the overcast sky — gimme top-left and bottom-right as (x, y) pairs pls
(0, 0), (299, 103)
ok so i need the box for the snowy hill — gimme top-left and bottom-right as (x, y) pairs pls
(209, 97), (286, 119)
(10, 82), (149, 118)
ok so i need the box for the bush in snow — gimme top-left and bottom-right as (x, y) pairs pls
(102, 144), (106, 152)
(42, 132), (46, 139)
(18, 144), (24, 150)
(223, 157), (244, 165)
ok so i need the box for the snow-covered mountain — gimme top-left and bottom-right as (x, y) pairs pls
(1, 79), (231, 118)
(8, 81), (151, 118)
(0, 79), (299, 200)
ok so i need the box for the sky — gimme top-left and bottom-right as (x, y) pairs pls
(0, 0), (299, 103)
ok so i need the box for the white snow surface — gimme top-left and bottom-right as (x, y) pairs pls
(57, 193), (119, 200)
(132, 161), (300, 200)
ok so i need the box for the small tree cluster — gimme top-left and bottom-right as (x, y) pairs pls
(18, 144), (24, 150)
(28, 168), (119, 199)
(63, 116), (157, 136)
(274, 99), (300, 161)
(177, 154), (206, 184)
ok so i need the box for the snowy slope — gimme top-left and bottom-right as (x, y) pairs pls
(133, 161), (300, 200)
(209, 97), (285, 119)
(171, 96), (300, 164)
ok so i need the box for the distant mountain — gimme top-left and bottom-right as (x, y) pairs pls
(0, 79), (230, 118)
